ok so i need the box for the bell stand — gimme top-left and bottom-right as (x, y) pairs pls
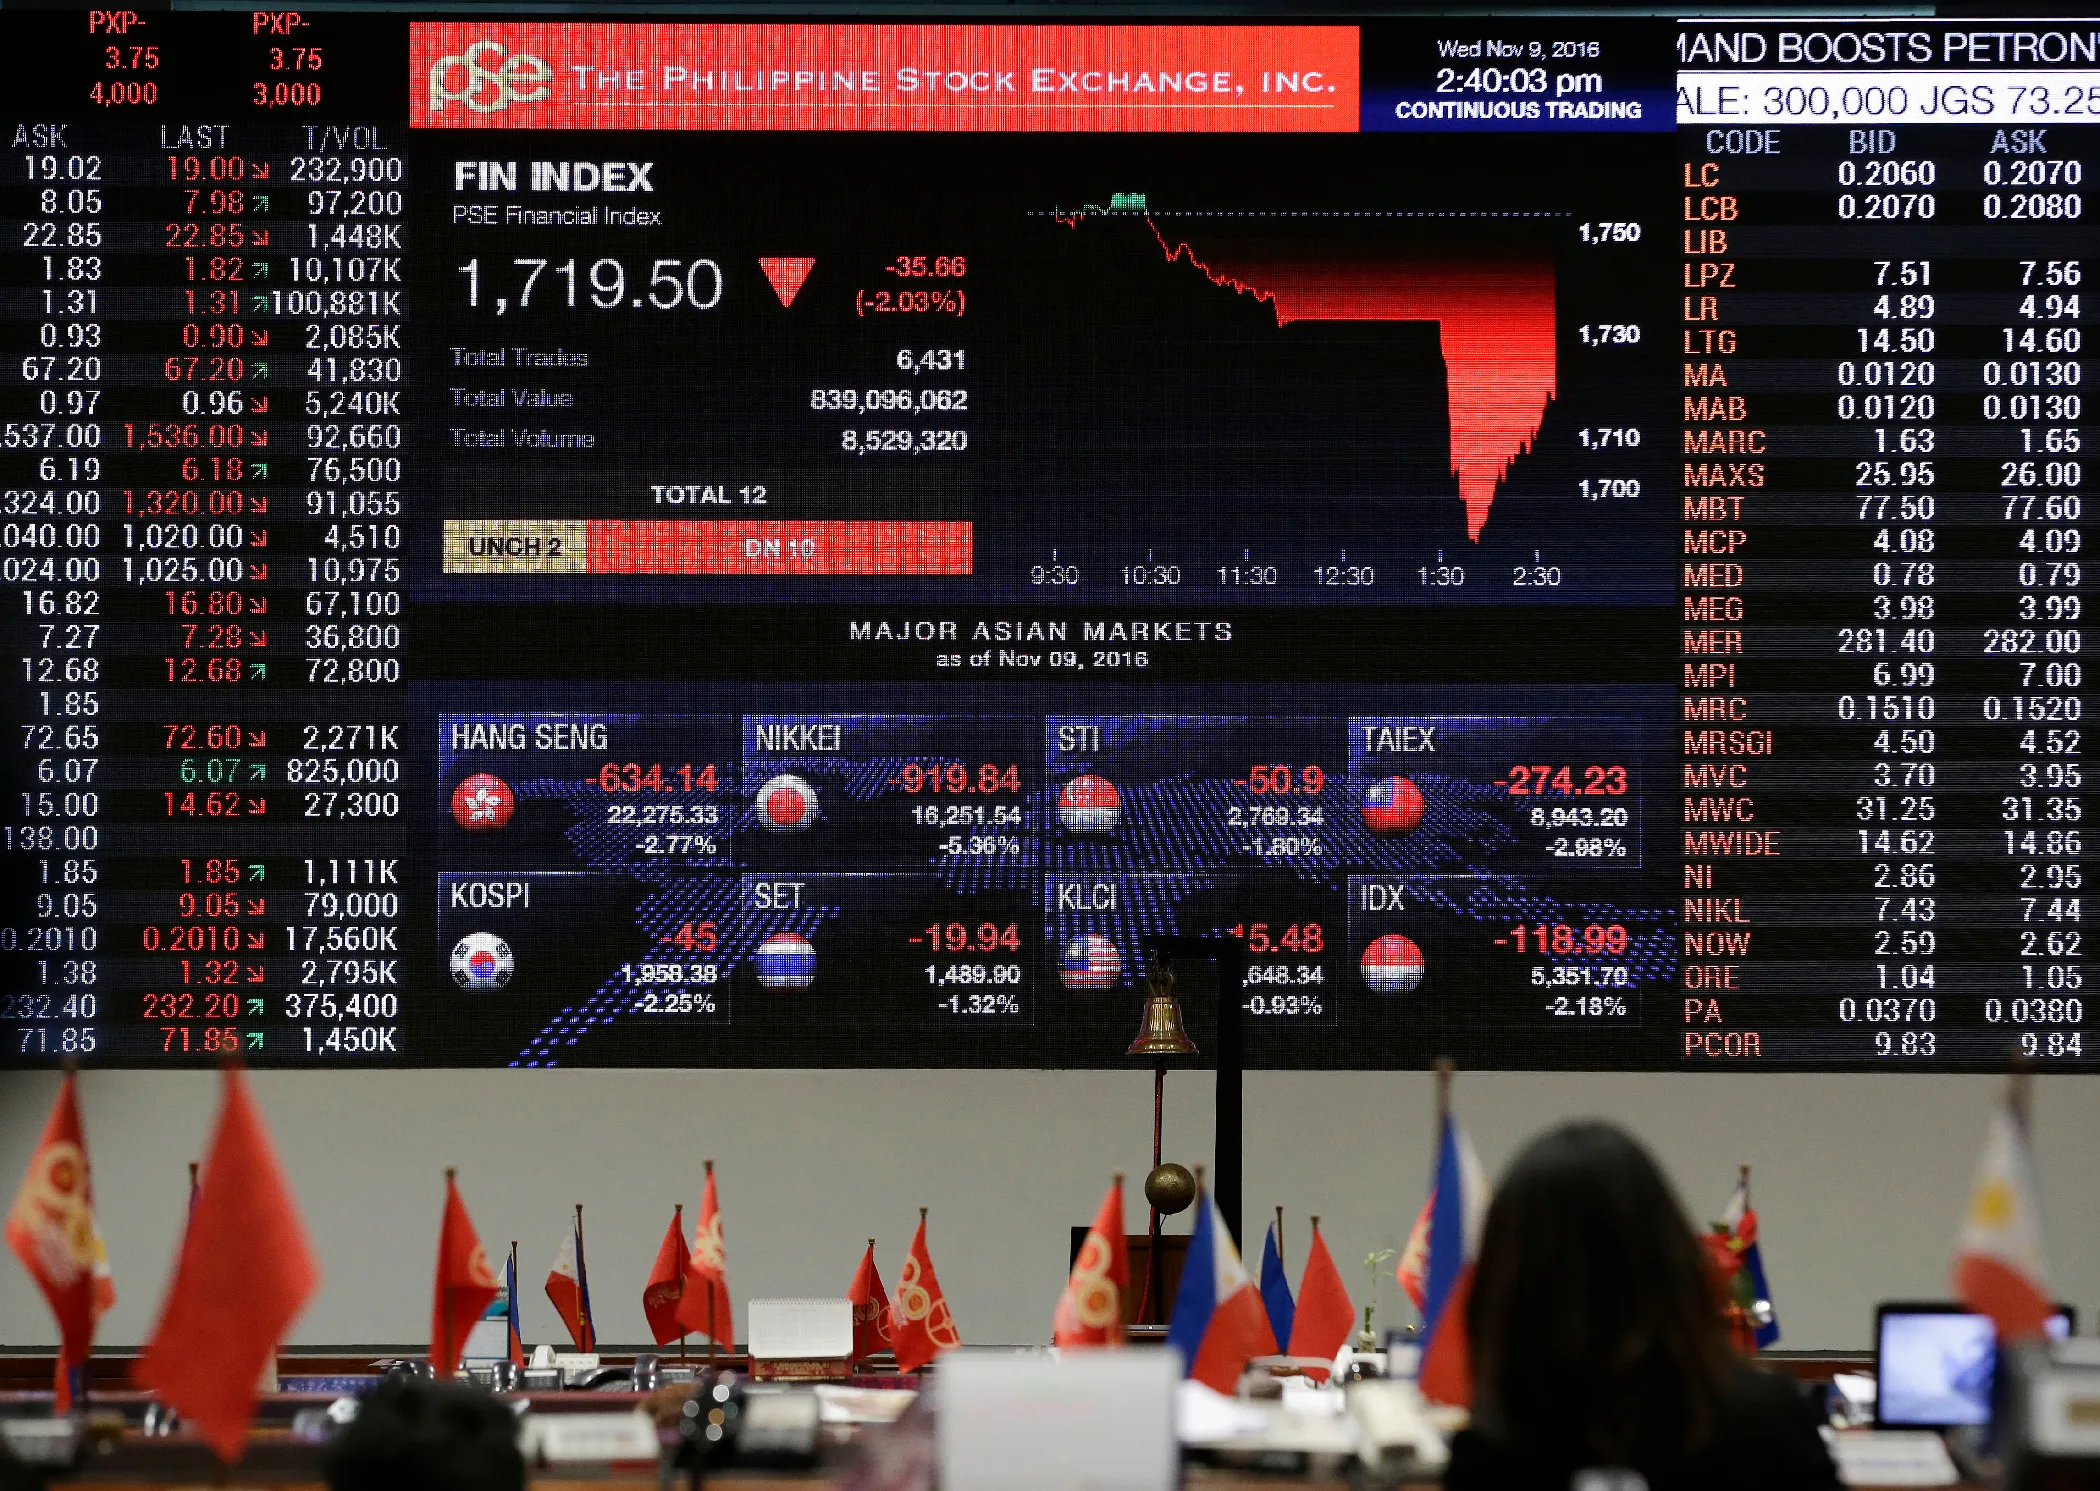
(1144, 937), (1249, 1251)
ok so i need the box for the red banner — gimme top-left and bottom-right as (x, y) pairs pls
(411, 23), (1357, 132)
(588, 520), (972, 576)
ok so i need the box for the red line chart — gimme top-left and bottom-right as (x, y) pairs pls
(1055, 211), (1556, 541)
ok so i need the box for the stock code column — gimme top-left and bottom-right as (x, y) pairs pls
(0, 12), (411, 1066)
(1679, 20), (2092, 1066)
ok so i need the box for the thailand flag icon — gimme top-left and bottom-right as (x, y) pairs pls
(1360, 933), (1426, 994)
(1057, 774), (1122, 834)
(756, 773), (819, 832)
(450, 772), (515, 832)
(1360, 775), (1426, 836)
(1060, 934), (1123, 990)
(449, 932), (514, 990)
(755, 930), (817, 988)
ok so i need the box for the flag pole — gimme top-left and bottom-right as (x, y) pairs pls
(65, 1060), (87, 1414)
(574, 1203), (592, 1354)
(705, 1161), (717, 1366)
(1149, 1057), (1166, 1326)
(2009, 1062), (2034, 1133)
(510, 1240), (520, 1366)
(675, 1203), (687, 1363)
(1275, 1205), (1285, 1275)
(1740, 1161), (1751, 1206)
(1434, 1056), (1454, 1126)
(439, 1168), (457, 1377)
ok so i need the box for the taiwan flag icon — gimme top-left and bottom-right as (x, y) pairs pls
(1360, 776), (1426, 836)
(756, 774), (819, 832)
(755, 931), (817, 988)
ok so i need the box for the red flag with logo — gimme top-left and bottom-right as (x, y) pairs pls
(891, 1213), (960, 1373)
(1286, 1221), (1354, 1377)
(848, 1240), (892, 1365)
(135, 1068), (319, 1462)
(431, 1173), (500, 1378)
(644, 1205), (690, 1345)
(5, 1074), (115, 1413)
(677, 1162), (733, 1345)
(1054, 1176), (1128, 1347)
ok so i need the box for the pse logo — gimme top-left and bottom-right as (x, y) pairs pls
(428, 40), (552, 114)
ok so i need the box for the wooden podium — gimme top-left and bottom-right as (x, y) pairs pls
(1071, 1228), (1189, 1327)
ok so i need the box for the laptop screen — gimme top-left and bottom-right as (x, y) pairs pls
(1877, 1309), (2074, 1427)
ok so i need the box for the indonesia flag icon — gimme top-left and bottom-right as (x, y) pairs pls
(1360, 933), (1427, 994)
(755, 931), (817, 988)
(756, 773), (819, 832)
(1361, 776), (1426, 836)
(1057, 774), (1122, 834)
(1059, 934), (1123, 990)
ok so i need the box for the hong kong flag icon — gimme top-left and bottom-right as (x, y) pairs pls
(759, 257), (815, 308)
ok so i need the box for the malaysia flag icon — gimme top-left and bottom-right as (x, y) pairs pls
(756, 773), (820, 832)
(1360, 775), (1426, 836)
(1057, 774), (1122, 834)
(1360, 933), (1426, 994)
(451, 772), (515, 832)
(755, 930), (817, 988)
(1060, 934), (1123, 989)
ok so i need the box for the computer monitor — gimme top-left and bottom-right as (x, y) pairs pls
(1875, 1303), (2076, 1430)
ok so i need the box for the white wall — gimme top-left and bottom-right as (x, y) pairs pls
(1, 1069), (2093, 1353)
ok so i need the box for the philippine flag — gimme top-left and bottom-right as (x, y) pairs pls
(1360, 933), (1426, 995)
(1954, 1096), (2053, 1341)
(755, 931), (817, 989)
(756, 773), (819, 832)
(544, 1219), (596, 1353)
(504, 1247), (525, 1368)
(1059, 934), (1123, 990)
(1057, 774), (1122, 834)
(1361, 776), (1426, 836)
(1418, 1112), (1490, 1406)
(1166, 1188), (1278, 1394)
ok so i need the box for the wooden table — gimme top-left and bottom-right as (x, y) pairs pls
(1, 1351), (1974, 1490)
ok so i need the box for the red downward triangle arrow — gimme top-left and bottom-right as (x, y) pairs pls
(758, 256), (815, 308)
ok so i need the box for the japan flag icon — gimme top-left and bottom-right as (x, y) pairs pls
(756, 773), (819, 832)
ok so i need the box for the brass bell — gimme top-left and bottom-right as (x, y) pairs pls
(1126, 967), (1198, 1057)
